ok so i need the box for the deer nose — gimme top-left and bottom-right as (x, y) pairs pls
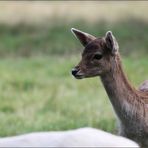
(71, 68), (79, 76)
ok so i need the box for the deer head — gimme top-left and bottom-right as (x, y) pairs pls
(71, 28), (119, 79)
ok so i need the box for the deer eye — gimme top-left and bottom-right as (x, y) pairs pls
(93, 53), (102, 60)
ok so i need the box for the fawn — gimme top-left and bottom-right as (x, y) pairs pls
(71, 28), (148, 147)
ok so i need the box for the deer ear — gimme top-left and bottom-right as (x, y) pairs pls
(105, 31), (119, 55)
(71, 28), (96, 47)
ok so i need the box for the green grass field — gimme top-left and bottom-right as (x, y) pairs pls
(0, 55), (147, 137)
(0, 19), (147, 137)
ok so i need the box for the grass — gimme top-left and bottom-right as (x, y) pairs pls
(0, 18), (147, 57)
(0, 19), (147, 137)
(0, 55), (147, 137)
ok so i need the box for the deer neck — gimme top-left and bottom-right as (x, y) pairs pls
(100, 55), (138, 121)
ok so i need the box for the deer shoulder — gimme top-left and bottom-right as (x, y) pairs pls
(139, 80), (148, 92)
(139, 80), (148, 106)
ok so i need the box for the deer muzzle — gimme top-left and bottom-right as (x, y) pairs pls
(71, 68), (84, 79)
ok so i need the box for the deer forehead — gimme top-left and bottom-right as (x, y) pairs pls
(82, 38), (106, 55)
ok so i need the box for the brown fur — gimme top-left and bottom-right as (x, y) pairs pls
(71, 28), (148, 147)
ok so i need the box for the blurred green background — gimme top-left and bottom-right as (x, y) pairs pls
(0, 1), (147, 136)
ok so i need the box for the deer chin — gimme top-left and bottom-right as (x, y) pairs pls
(73, 72), (85, 79)
(75, 76), (84, 79)
(74, 74), (85, 79)
(75, 73), (100, 79)
(73, 70), (101, 79)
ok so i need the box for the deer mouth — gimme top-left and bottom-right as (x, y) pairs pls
(72, 72), (85, 79)
(74, 74), (85, 79)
